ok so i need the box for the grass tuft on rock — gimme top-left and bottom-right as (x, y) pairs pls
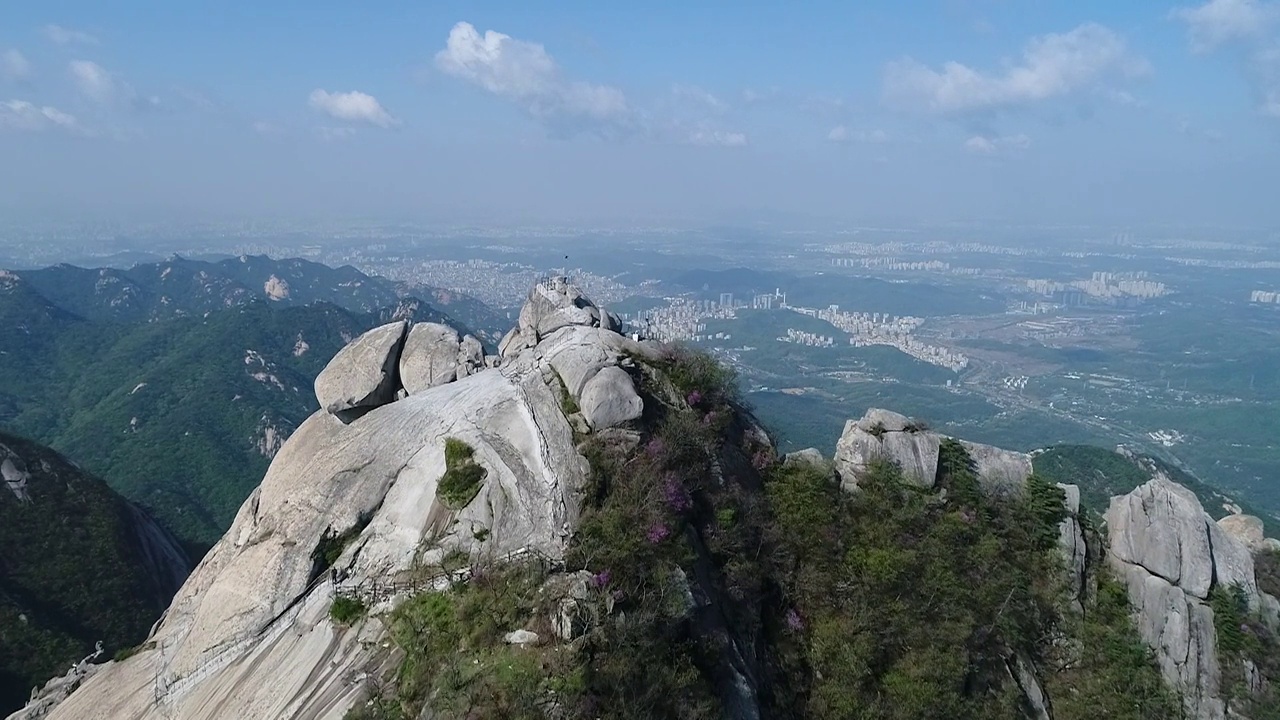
(437, 438), (487, 509)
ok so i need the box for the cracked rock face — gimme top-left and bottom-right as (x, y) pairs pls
(1105, 474), (1264, 719)
(1057, 483), (1088, 614)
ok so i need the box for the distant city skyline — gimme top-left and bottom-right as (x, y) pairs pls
(3, 0), (1280, 228)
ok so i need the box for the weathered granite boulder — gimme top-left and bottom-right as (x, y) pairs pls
(534, 325), (660, 432)
(832, 408), (1033, 493)
(1105, 475), (1264, 719)
(783, 447), (827, 468)
(313, 321), (407, 414)
(1107, 476), (1217, 600)
(962, 440), (1034, 495)
(832, 412), (939, 490)
(398, 322), (485, 394)
(1216, 514), (1280, 553)
(579, 366), (643, 430)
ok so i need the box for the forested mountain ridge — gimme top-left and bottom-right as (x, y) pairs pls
(0, 432), (190, 716)
(13, 254), (508, 343)
(0, 264), (471, 550)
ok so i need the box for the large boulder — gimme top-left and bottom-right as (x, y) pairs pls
(535, 325), (659, 432)
(398, 322), (485, 394)
(1105, 475), (1263, 719)
(314, 321), (407, 414)
(832, 409), (1032, 492)
(832, 412), (939, 490)
(579, 366), (643, 430)
(1107, 475), (1216, 599)
(1216, 514), (1280, 553)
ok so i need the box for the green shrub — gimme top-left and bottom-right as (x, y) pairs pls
(1046, 570), (1182, 719)
(660, 345), (739, 405)
(552, 369), (580, 416)
(437, 438), (487, 509)
(330, 596), (367, 625)
(443, 437), (475, 467)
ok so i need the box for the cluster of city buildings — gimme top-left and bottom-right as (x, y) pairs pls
(633, 298), (737, 342)
(1249, 290), (1280, 304)
(1026, 271), (1168, 300)
(778, 329), (836, 347)
(788, 305), (968, 371)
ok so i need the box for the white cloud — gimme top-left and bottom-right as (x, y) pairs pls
(69, 60), (128, 104)
(686, 127), (747, 146)
(0, 99), (81, 132)
(1173, 0), (1280, 120)
(1171, 0), (1278, 52)
(44, 24), (98, 46)
(435, 21), (633, 137)
(884, 23), (1147, 113)
(672, 84), (728, 113)
(964, 133), (1031, 154)
(308, 89), (398, 128)
(2, 50), (30, 82)
(828, 125), (888, 143)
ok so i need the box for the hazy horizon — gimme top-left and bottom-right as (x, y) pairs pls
(4, 0), (1280, 229)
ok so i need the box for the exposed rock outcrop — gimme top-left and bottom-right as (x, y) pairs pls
(1057, 483), (1088, 614)
(398, 322), (485, 394)
(1105, 474), (1266, 719)
(500, 276), (622, 358)
(312, 320), (407, 414)
(14, 279), (660, 720)
(832, 408), (1033, 493)
(1217, 514), (1280, 553)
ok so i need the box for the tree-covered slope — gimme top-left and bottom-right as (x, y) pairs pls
(350, 350), (1178, 720)
(0, 432), (189, 715)
(1033, 444), (1278, 534)
(0, 274), (463, 550)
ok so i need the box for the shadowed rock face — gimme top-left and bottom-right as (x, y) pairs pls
(14, 279), (656, 720)
(1104, 474), (1275, 720)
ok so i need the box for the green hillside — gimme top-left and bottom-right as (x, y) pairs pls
(1033, 444), (1279, 535)
(1, 267), (468, 552)
(0, 432), (190, 715)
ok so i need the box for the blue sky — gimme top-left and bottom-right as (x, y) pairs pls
(2, 0), (1280, 228)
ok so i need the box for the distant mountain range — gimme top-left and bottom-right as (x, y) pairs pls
(0, 256), (491, 551)
(12, 254), (509, 342)
(0, 432), (190, 714)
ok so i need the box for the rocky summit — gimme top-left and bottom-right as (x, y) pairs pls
(12, 278), (653, 720)
(14, 279), (1280, 720)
